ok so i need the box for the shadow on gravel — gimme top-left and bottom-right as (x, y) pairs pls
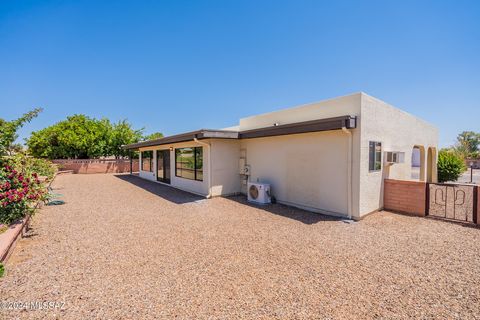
(114, 174), (204, 204)
(225, 195), (343, 225)
(22, 231), (38, 239)
(21, 225), (39, 239)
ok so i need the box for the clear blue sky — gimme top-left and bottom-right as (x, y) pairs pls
(1, 0), (479, 147)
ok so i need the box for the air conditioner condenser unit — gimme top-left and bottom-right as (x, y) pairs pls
(247, 182), (271, 204)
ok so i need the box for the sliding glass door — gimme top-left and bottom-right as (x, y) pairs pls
(156, 150), (171, 184)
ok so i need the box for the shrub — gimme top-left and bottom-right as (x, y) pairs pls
(27, 157), (56, 179)
(0, 263), (4, 277)
(6, 153), (56, 179)
(0, 162), (48, 224)
(437, 150), (466, 183)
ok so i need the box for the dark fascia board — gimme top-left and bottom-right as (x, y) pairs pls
(123, 116), (356, 149)
(123, 129), (239, 150)
(239, 115), (356, 139)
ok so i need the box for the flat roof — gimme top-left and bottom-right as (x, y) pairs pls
(239, 116), (356, 139)
(123, 115), (356, 150)
(123, 129), (239, 150)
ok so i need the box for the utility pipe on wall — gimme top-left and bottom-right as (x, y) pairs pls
(342, 127), (353, 219)
(194, 137), (212, 198)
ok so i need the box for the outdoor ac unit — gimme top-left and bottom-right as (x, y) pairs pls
(385, 151), (405, 164)
(247, 182), (271, 204)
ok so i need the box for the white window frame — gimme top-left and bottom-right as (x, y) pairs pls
(369, 141), (382, 172)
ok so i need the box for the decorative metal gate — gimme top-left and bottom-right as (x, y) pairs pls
(427, 183), (478, 223)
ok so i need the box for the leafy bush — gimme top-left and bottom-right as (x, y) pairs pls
(0, 162), (49, 224)
(437, 150), (466, 183)
(6, 153), (56, 179)
(0, 263), (4, 277)
(30, 158), (57, 178)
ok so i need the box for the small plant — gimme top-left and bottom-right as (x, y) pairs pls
(437, 150), (466, 183)
(0, 263), (4, 277)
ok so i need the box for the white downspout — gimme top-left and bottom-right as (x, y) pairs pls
(194, 137), (212, 199)
(342, 127), (353, 219)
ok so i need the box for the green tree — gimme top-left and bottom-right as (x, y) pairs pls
(454, 131), (480, 159)
(144, 132), (164, 141)
(0, 108), (42, 156)
(437, 150), (466, 183)
(109, 120), (144, 158)
(27, 115), (144, 159)
(27, 115), (106, 159)
(26, 125), (59, 158)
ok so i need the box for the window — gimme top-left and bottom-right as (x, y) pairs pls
(141, 151), (153, 172)
(175, 147), (203, 181)
(369, 141), (382, 171)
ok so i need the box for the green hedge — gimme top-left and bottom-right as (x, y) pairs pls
(437, 150), (466, 183)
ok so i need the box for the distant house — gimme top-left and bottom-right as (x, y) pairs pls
(124, 92), (438, 219)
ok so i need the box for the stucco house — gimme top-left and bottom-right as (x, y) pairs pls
(124, 92), (438, 220)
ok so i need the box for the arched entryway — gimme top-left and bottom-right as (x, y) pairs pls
(411, 145), (426, 181)
(427, 147), (437, 182)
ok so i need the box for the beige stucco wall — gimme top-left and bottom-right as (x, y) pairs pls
(138, 93), (364, 218)
(358, 93), (438, 217)
(240, 130), (353, 217)
(139, 139), (242, 197)
(139, 141), (211, 196)
(135, 92), (438, 220)
(238, 93), (362, 217)
(210, 139), (241, 196)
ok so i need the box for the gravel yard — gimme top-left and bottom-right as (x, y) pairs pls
(1, 173), (479, 319)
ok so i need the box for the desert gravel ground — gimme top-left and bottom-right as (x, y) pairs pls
(1, 173), (479, 319)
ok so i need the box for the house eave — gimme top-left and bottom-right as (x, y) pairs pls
(123, 115), (357, 150)
(239, 115), (357, 139)
(123, 129), (239, 150)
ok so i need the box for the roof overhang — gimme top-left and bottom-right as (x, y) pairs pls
(123, 115), (356, 150)
(123, 129), (239, 150)
(239, 115), (356, 139)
